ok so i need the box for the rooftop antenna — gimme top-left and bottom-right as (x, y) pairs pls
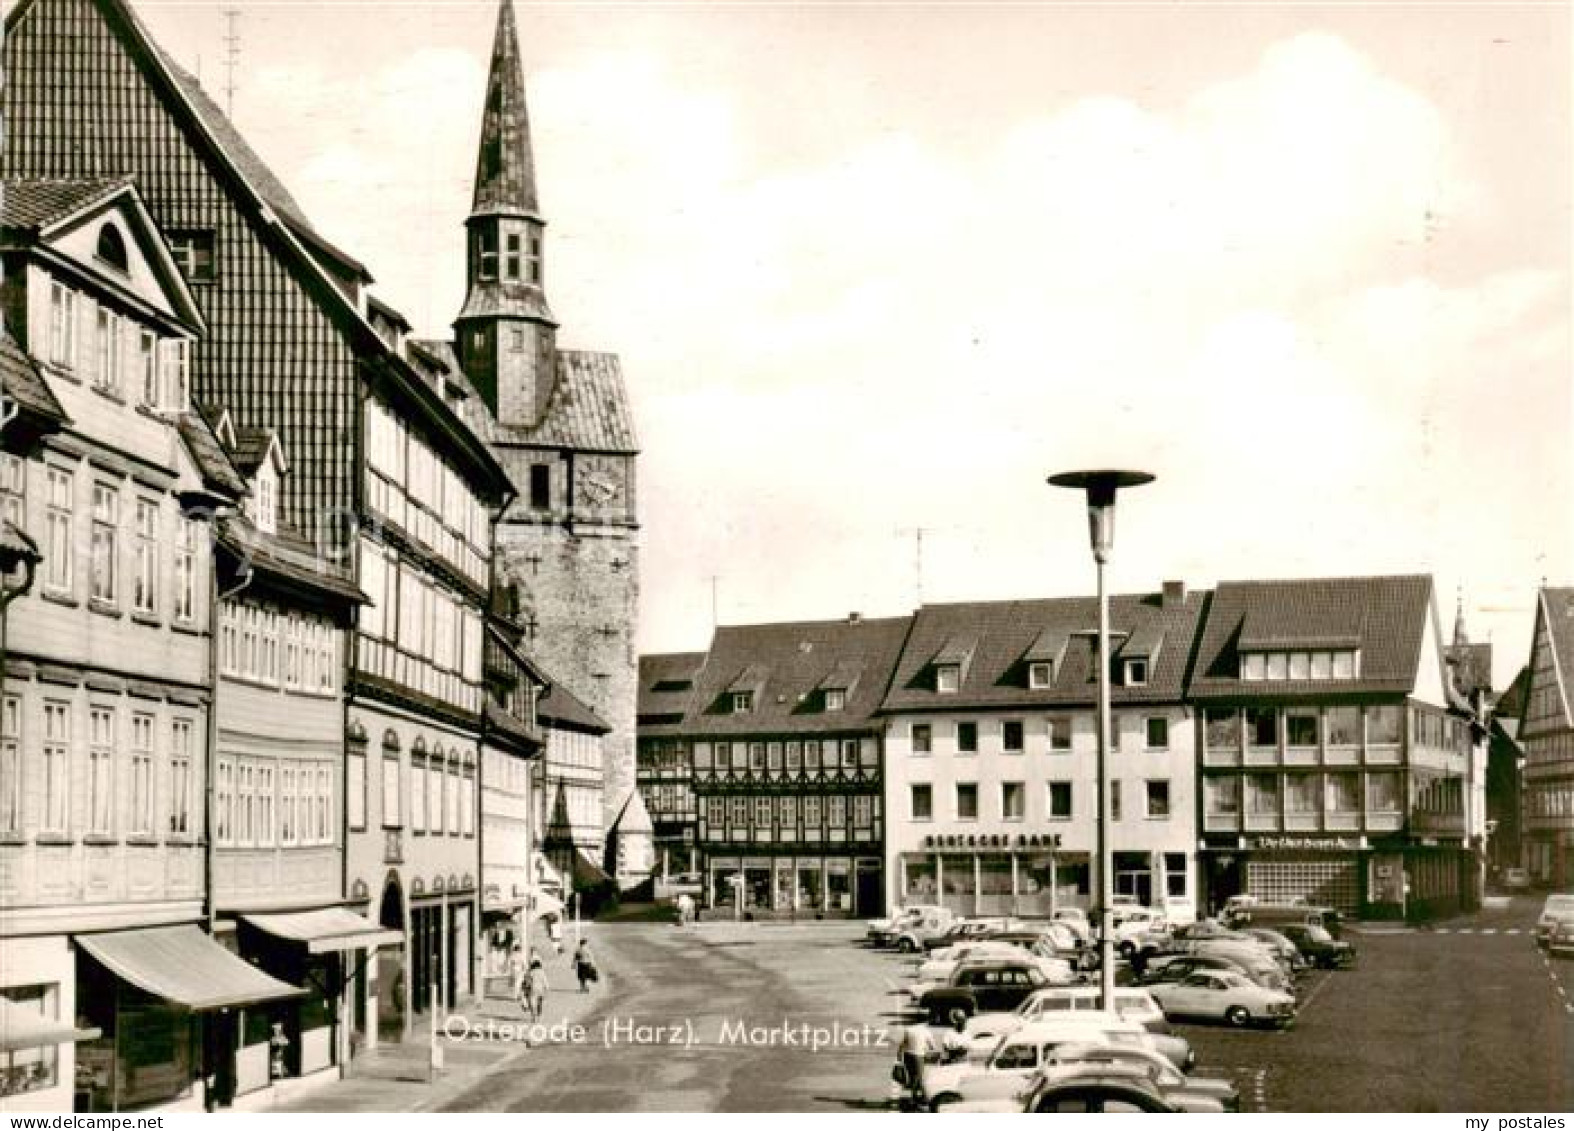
(223, 7), (242, 119)
(707, 575), (720, 631)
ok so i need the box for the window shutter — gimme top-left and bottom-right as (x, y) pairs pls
(157, 340), (182, 409)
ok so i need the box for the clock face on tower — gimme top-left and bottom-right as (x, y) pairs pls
(573, 459), (624, 511)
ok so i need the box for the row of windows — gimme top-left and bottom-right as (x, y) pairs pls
(0, 696), (195, 838)
(1238, 649), (1360, 681)
(364, 400), (488, 584)
(1525, 783), (1574, 819)
(363, 750), (477, 837)
(214, 756), (335, 847)
(3, 458), (203, 621)
(473, 224), (542, 285)
(1204, 705), (1404, 752)
(46, 279), (190, 411)
(909, 779), (1171, 822)
(698, 793), (880, 839)
(218, 602), (337, 695)
(359, 540), (483, 682)
(693, 737), (877, 773)
(910, 715), (1170, 755)
(730, 687), (846, 714)
(638, 740), (691, 774)
(1525, 731), (1574, 767)
(1204, 771), (1403, 815)
(644, 782), (695, 819)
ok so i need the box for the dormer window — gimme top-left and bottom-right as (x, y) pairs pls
(731, 691), (753, 714)
(252, 466), (276, 534)
(96, 223), (129, 273)
(936, 664), (961, 694)
(824, 688), (846, 712)
(1124, 659), (1149, 686)
(1029, 661), (1053, 689)
(1240, 648), (1360, 680)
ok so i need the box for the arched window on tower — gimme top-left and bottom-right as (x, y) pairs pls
(477, 227), (498, 281)
(96, 224), (129, 272)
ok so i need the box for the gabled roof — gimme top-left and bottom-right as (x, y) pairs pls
(229, 426), (286, 478)
(1189, 575), (1433, 701)
(1526, 587), (1574, 731)
(683, 615), (913, 737)
(539, 679), (611, 735)
(1, 177), (130, 230)
(881, 592), (1202, 713)
(0, 0), (509, 497)
(173, 411), (248, 500)
(638, 651), (705, 734)
(609, 787), (654, 837)
(0, 331), (68, 427)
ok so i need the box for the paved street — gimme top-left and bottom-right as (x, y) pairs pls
(440, 901), (1573, 1112)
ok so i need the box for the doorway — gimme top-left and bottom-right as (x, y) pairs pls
(377, 879), (405, 1043)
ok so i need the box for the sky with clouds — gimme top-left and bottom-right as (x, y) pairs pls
(137, 1), (1570, 685)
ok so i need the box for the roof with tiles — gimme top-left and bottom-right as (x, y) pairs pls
(638, 652), (706, 733)
(1188, 574), (1434, 701)
(228, 426), (276, 476)
(1, 177), (130, 230)
(683, 615), (913, 738)
(539, 678), (611, 735)
(1535, 587), (1574, 726)
(881, 589), (1203, 714)
(0, 331), (68, 426)
(217, 512), (366, 607)
(174, 411), (247, 499)
(410, 339), (638, 456)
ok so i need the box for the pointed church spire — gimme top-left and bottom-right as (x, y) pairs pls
(455, 0), (557, 428)
(1453, 588), (1469, 647)
(472, 0), (540, 219)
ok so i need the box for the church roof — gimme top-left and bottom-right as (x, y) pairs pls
(411, 339), (639, 456)
(610, 788), (654, 836)
(471, 0), (541, 219)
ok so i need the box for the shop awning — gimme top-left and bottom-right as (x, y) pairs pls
(0, 998), (99, 1052)
(531, 892), (565, 918)
(75, 924), (305, 1010)
(240, 907), (402, 954)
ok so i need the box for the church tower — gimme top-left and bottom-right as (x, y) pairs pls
(455, 0), (558, 428)
(448, 0), (643, 881)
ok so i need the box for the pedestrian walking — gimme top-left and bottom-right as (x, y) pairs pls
(519, 954), (547, 1022)
(573, 938), (599, 993)
(546, 915), (564, 955)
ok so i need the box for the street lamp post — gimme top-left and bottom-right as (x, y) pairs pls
(1049, 469), (1154, 1012)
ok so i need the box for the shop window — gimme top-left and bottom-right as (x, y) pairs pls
(0, 985), (59, 1097)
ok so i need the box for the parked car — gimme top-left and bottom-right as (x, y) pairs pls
(921, 917), (1025, 953)
(963, 993), (1194, 1072)
(915, 940), (1068, 986)
(1501, 867), (1531, 892)
(1548, 917), (1574, 958)
(1535, 893), (1574, 947)
(1157, 897), (1199, 929)
(922, 1019), (1159, 1109)
(1035, 1043), (1239, 1110)
(947, 1073), (1187, 1113)
(1224, 900), (1344, 939)
(916, 958), (1059, 1023)
(890, 909), (964, 953)
(1277, 923), (1356, 969)
(1240, 927), (1311, 971)
(1146, 969), (1297, 1028)
(866, 904), (946, 946)
(1147, 942), (1293, 995)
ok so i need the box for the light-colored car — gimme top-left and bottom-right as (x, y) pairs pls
(889, 909), (961, 953)
(1158, 897), (1198, 929)
(1535, 893), (1574, 947)
(963, 997), (1194, 1072)
(938, 1041), (1238, 1111)
(1147, 968), (1297, 1028)
(1502, 867), (1531, 892)
(1548, 918), (1574, 958)
(921, 1018), (1154, 1109)
(866, 904), (946, 946)
(916, 940), (1049, 984)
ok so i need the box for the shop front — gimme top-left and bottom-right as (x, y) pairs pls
(703, 855), (879, 918)
(1199, 834), (1367, 917)
(229, 907), (401, 1105)
(898, 848), (1090, 917)
(0, 993), (99, 1110)
(71, 924), (302, 1113)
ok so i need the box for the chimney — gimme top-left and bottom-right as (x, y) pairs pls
(848, 612), (862, 624)
(1162, 580), (1186, 608)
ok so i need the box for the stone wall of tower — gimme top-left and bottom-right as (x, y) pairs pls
(493, 453), (639, 844)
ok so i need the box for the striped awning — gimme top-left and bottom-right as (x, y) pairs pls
(240, 907), (401, 954)
(75, 924), (304, 1010)
(0, 998), (99, 1052)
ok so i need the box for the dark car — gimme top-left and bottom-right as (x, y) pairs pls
(1140, 953), (1249, 986)
(922, 918), (1017, 953)
(1278, 923), (1356, 968)
(919, 959), (1052, 1022)
(1024, 1075), (1182, 1113)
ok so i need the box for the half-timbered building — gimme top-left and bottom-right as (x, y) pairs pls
(2, 0), (515, 1058)
(1519, 586), (1574, 888)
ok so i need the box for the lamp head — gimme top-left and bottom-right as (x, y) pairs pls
(1048, 469), (1155, 563)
